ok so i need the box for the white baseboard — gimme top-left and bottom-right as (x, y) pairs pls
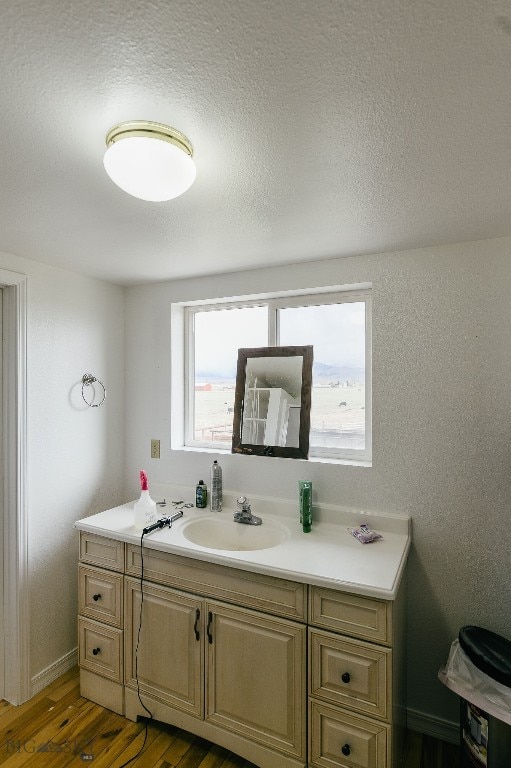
(407, 706), (459, 744)
(30, 647), (78, 698)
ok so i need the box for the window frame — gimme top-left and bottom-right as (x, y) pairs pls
(173, 285), (372, 465)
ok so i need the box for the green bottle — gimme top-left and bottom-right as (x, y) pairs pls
(299, 481), (312, 533)
(195, 480), (207, 508)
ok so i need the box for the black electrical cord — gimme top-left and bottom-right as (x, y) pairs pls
(135, 530), (155, 718)
(117, 530), (153, 768)
(117, 510), (184, 768)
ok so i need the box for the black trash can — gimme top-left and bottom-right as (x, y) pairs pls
(439, 626), (511, 768)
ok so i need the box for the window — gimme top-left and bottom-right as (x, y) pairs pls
(174, 286), (371, 464)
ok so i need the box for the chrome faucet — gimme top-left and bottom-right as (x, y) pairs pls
(233, 496), (262, 526)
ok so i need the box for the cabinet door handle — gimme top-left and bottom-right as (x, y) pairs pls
(207, 611), (213, 644)
(92, 593), (101, 601)
(341, 672), (351, 684)
(341, 744), (351, 756)
(92, 647), (101, 656)
(194, 608), (200, 641)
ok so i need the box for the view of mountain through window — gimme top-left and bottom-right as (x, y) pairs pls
(278, 302), (366, 451)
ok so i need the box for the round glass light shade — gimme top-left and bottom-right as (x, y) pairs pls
(103, 122), (196, 202)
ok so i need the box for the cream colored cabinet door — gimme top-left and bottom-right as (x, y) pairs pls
(205, 600), (306, 762)
(124, 577), (204, 718)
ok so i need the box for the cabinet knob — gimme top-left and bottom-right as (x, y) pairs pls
(341, 744), (351, 756)
(92, 593), (101, 601)
(92, 647), (101, 656)
(341, 672), (350, 684)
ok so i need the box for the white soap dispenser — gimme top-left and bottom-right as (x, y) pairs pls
(133, 469), (157, 530)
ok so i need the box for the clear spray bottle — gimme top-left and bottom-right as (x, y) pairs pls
(133, 470), (157, 530)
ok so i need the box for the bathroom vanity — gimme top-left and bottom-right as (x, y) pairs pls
(76, 490), (410, 768)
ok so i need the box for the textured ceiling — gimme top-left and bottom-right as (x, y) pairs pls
(0, 0), (510, 285)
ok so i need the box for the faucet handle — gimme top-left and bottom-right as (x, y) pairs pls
(237, 496), (250, 510)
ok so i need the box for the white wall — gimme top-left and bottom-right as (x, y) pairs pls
(125, 236), (511, 733)
(0, 250), (126, 684)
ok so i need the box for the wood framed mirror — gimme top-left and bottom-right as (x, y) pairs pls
(231, 345), (313, 459)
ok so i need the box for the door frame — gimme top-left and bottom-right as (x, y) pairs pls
(0, 269), (29, 704)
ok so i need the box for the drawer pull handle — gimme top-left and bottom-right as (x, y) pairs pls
(92, 647), (101, 656)
(207, 611), (213, 644)
(92, 593), (101, 601)
(341, 672), (351, 684)
(341, 744), (351, 756)
(194, 608), (200, 641)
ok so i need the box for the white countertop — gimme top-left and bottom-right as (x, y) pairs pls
(75, 487), (411, 600)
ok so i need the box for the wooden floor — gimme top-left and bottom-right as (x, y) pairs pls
(402, 729), (460, 768)
(1, 667), (460, 768)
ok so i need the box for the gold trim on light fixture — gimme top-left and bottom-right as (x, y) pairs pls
(105, 121), (193, 158)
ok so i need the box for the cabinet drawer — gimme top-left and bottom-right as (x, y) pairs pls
(79, 532), (124, 572)
(78, 617), (123, 682)
(125, 544), (306, 621)
(309, 629), (391, 721)
(309, 587), (390, 645)
(79, 565), (123, 627)
(310, 701), (390, 768)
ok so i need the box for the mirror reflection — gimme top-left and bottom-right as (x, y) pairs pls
(242, 356), (303, 447)
(232, 346), (313, 459)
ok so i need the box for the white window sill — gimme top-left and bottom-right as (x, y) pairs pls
(174, 445), (371, 467)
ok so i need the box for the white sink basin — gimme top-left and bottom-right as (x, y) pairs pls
(182, 515), (289, 551)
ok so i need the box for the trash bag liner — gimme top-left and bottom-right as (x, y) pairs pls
(438, 639), (511, 726)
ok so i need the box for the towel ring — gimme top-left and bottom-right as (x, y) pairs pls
(82, 373), (107, 408)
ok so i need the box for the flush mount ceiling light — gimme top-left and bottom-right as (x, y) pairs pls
(103, 121), (196, 202)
